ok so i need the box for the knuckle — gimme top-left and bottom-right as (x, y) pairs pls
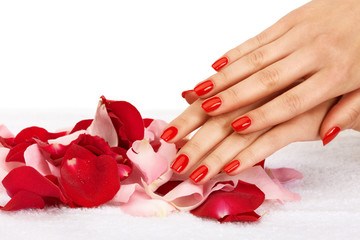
(282, 92), (303, 115)
(173, 115), (191, 129)
(345, 106), (360, 127)
(205, 152), (225, 167)
(257, 67), (281, 90)
(183, 140), (202, 154)
(247, 50), (264, 68)
(239, 147), (257, 166)
(215, 70), (230, 84)
(255, 32), (266, 46)
(207, 115), (232, 130)
(225, 87), (241, 104)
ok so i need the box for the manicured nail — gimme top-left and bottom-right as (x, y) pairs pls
(171, 154), (189, 173)
(189, 165), (208, 183)
(223, 160), (240, 174)
(232, 116), (251, 132)
(322, 126), (340, 146)
(160, 126), (178, 142)
(181, 90), (193, 99)
(194, 80), (214, 96)
(212, 57), (228, 71)
(201, 97), (222, 112)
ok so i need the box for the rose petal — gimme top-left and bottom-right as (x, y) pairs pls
(0, 125), (14, 138)
(70, 119), (93, 134)
(0, 190), (45, 211)
(86, 102), (118, 147)
(190, 181), (265, 222)
(24, 144), (52, 176)
(60, 144), (120, 207)
(220, 211), (261, 222)
(119, 190), (176, 217)
(101, 96), (144, 144)
(118, 164), (132, 181)
(5, 142), (32, 163)
(268, 168), (303, 184)
(127, 139), (168, 185)
(14, 126), (66, 145)
(2, 166), (66, 203)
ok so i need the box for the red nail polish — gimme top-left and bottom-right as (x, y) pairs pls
(181, 90), (193, 99)
(322, 126), (340, 146)
(160, 126), (178, 142)
(171, 154), (189, 173)
(189, 165), (208, 183)
(223, 160), (240, 174)
(201, 97), (222, 112)
(212, 57), (228, 71)
(194, 80), (214, 96)
(232, 116), (251, 132)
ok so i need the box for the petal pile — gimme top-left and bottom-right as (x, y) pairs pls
(0, 96), (303, 223)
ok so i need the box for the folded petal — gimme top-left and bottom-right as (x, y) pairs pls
(14, 126), (66, 145)
(87, 101), (118, 147)
(127, 139), (168, 185)
(101, 96), (144, 144)
(24, 144), (52, 176)
(268, 168), (303, 184)
(5, 142), (32, 163)
(190, 181), (265, 222)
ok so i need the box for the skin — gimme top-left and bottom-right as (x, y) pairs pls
(163, 0), (360, 183)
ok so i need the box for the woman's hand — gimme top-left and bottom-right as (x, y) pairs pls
(190, 0), (360, 135)
(161, 88), (339, 184)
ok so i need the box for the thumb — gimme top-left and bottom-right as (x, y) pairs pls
(321, 89), (360, 146)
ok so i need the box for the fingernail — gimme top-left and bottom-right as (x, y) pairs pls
(232, 116), (251, 132)
(201, 97), (222, 112)
(223, 160), (240, 174)
(189, 165), (208, 183)
(212, 57), (228, 71)
(181, 90), (193, 99)
(160, 126), (178, 142)
(194, 80), (214, 96)
(322, 126), (340, 146)
(171, 154), (189, 173)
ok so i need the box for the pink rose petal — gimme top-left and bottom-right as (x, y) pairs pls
(127, 139), (168, 185)
(24, 144), (52, 176)
(87, 102), (118, 147)
(120, 190), (176, 217)
(0, 125), (14, 138)
(268, 168), (303, 184)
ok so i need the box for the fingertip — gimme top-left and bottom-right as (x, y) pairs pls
(322, 126), (341, 146)
(211, 57), (229, 71)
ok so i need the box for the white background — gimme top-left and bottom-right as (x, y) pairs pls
(0, 0), (309, 114)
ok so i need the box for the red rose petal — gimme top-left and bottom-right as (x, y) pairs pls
(60, 144), (120, 207)
(35, 139), (69, 160)
(0, 190), (45, 211)
(0, 137), (15, 148)
(101, 96), (144, 144)
(70, 119), (93, 134)
(143, 118), (154, 128)
(2, 166), (67, 203)
(117, 164), (132, 181)
(5, 142), (32, 163)
(14, 126), (67, 145)
(255, 159), (265, 169)
(190, 181), (265, 222)
(220, 211), (261, 222)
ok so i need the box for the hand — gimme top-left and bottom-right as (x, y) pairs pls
(190, 0), (360, 135)
(162, 90), (337, 184)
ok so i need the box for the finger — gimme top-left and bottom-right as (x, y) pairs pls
(231, 70), (338, 134)
(201, 46), (318, 115)
(194, 25), (306, 98)
(211, 11), (297, 71)
(171, 99), (265, 175)
(227, 100), (335, 174)
(321, 89), (360, 146)
(188, 130), (265, 183)
(160, 99), (209, 143)
(181, 90), (198, 104)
